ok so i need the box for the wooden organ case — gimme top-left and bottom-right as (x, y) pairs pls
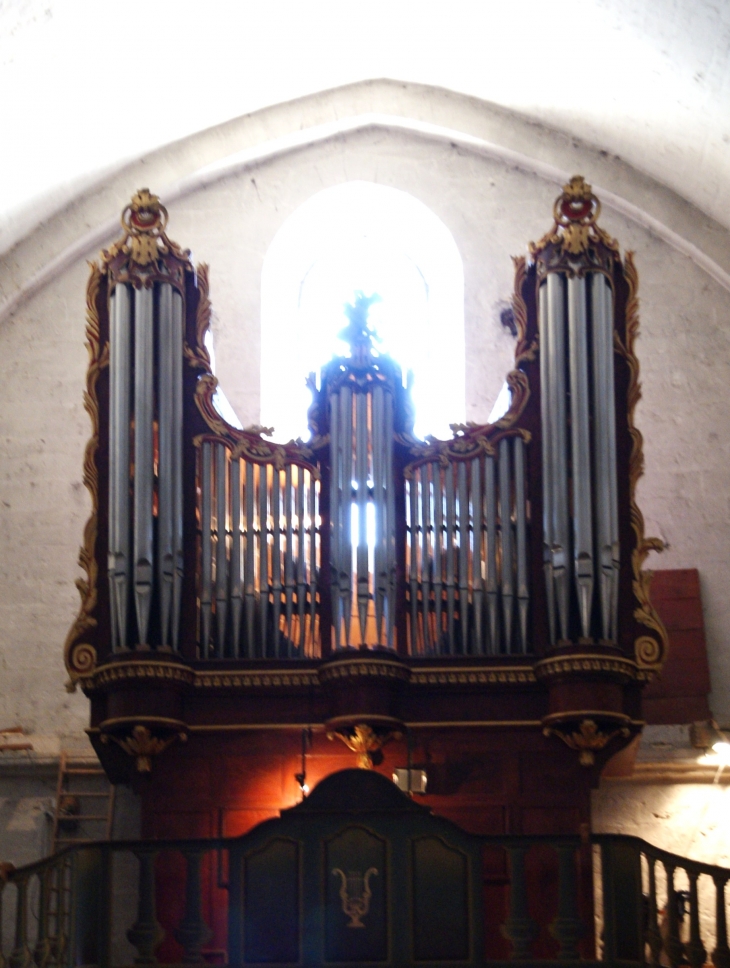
(65, 178), (667, 845)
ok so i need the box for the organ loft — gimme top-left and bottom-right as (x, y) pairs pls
(18, 174), (699, 967)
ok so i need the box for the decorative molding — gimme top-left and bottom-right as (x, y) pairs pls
(193, 669), (320, 689)
(410, 665), (537, 686)
(100, 721), (187, 773)
(79, 659), (195, 691)
(533, 654), (638, 682)
(318, 657), (411, 684)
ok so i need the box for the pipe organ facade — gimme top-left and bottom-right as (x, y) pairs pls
(64, 179), (668, 781)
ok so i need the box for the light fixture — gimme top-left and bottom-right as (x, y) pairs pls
(294, 727), (313, 798)
(392, 768), (427, 795)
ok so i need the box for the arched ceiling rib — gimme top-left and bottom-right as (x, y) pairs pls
(2, 0), (730, 257)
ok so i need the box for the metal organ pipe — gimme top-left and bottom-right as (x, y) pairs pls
(499, 438), (514, 652)
(568, 276), (595, 639)
(355, 392), (369, 645)
(200, 442), (213, 657)
(591, 273), (620, 641)
(215, 443), (229, 655)
(133, 286), (154, 646)
(171, 291), (184, 649)
(108, 284), (131, 652)
(543, 274), (570, 642)
(514, 437), (529, 653)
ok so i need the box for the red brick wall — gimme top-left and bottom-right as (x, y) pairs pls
(643, 568), (712, 724)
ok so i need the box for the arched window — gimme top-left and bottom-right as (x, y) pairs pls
(260, 181), (465, 442)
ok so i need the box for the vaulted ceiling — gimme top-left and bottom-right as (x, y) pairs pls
(2, 0), (729, 258)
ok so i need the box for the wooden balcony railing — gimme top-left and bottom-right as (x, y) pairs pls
(2, 832), (728, 968)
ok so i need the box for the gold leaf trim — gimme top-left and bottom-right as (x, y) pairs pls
(619, 253), (669, 671)
(64, 263), (106, 689)
(533, 654), (638, 681)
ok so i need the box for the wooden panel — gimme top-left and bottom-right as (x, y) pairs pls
(243, 838), (300, 965)
(412, 836), (470, 962)
(325, 826), (388, 963)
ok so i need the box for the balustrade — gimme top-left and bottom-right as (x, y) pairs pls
(2, 833), (726, 967)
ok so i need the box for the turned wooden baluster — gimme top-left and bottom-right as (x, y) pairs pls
(33, 869), (52, 968)
(712, 874), (730, 968)
(645, 855), (663, 967)
(501, 846), (537, 959)
(685, 869), (706, 968)
(664, 862), (685, 968)
(549, 845), (584, 959)
(174, 850), (212, 965)
(9, 876), (32, 968)
(127, 850), (164, 967)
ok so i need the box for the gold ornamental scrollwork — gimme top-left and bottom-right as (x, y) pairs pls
(64, 263), (107, 689)
(618, 253), (669, 672)
(104, 188), (191, 271)
(531, 175), (619, 258)
(333, 867), (378, 928)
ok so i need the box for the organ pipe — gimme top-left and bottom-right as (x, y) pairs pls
(108, 284), (131, 652)
(568, 276), (594, 638)
(133, 286), (154, 646)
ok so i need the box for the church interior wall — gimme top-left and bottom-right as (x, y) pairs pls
(1, 87), (730, 867)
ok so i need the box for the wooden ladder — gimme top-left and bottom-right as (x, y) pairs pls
(50, 751), (115, 854)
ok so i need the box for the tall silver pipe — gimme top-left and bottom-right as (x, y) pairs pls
(485, 455), (498, 654)
(384, 391), (396, 649)
(308, 474), (317, 653)
(421, 464), (432, 654)
(547, 273), (570, 640)
(284, 464), (295, 655)
(591, 273), (620, 640)
(471, 457), (484, 655)
(243, 461), (255, 659)
(214, 443), (229, 656)
(230, 459), (242, 656)
(157, 283), (174, 648)
(271, 467), (282, 656)
(445, 463), (456, 654)
(372, 386), (385, 646)
(133, 286), (154, 646)
(409, 473), (419, 654)
(514, 437), (529, 652)
(568, 274), (595, 638)
(499, 438), (514, 652)
(108, 285), (131, 652)
(355, 392), (369, 645)
(200, 442), (213, 657)
(538, 282), (556, 644)
(296, 468), (307, 652)
(257, 464), (268, 658)
(432, 463), (443, 653)
(171, 290), (184, 650)
(329, 393), (341, 646)
(457, 460), (469, 655)
(339, 387), (353, 647)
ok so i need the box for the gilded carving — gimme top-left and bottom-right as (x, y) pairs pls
(618, 253), (669, 672)
(328, 723), (402, 769)
(64, 263), (106, 688)
(531, 176), (619, 259)
(543, 717), (631, 767)
(101, 723), (187, 773)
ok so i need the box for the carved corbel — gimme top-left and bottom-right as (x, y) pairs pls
(327, 722), (403, 769)
(100, 719), (188, 773)
(542, 714), (633, 767)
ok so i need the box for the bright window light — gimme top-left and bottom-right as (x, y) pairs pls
(260, 181), (465, 442)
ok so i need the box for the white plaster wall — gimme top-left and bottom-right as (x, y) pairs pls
(1, 111), (730, 760)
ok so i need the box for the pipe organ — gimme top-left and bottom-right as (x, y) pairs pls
(65, 179), (667, 783)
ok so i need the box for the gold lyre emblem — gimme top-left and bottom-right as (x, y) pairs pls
(332, 867), (378, 928)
